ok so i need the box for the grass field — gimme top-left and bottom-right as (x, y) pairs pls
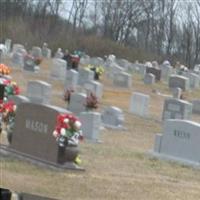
(1, 59), (200, 200)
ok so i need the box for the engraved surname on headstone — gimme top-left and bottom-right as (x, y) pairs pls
(25, 119), (48, 134)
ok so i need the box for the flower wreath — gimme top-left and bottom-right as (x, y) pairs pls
(53, 113), (83, 147)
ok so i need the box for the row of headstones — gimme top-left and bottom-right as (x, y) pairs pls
(129, 91), (200, 120)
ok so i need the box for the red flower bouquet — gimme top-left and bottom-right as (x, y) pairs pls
(53, 113), (83, 147)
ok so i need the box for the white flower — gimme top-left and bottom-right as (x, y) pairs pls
(74, 121), (82, 129)
(53, 130), (58, 137)
(60, 128), (66, 136)
(64, 118), (69, 124)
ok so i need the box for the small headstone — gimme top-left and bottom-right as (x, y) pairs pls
(23, 55), (36, 72)
(79, 111), (101, 142)
(51, 58), (67, 81)
(12, 44), (24, 53)
(4, 39), (11, 53)
(31, 46), (42, 58)
(186, 73), (200, 89)
(151, 119), (200, 167)
(169, 75), (190, 91)
(172, 87), (182, 99)
(54, 48), (63, 58)
(65, 69), (78, 90)
(101, 106), (124, 128)
(7, 95), (30, 105)
(161, 65), (173, 82)
(144, 73), (155, 85)
(146, 67), (161, 81)
(113, 72), (132, 88)
(26, 80), (52, 104)
(130, 92), (150, 117)
(191, 100), (200, 114)
(78, 68), (94, 85)
(84, 80), (103, 99)
(162, 98), (193, 120)
(42, 47), (51, 58)
(68, 93), (87, 114)
(12, 52), (24, 68)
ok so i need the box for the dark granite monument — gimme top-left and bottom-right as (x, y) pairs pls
(146, 67), (161, 81)
(0, 103), (84, 171)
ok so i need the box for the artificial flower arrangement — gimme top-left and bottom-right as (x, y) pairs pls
(0, 64), (11, 75)
(0, 100), (17, 143)
(85, 65), (104, 80)
(53, 113), (83, 164)
(63, 88), (74, 105)
(24, 54), (43, 66)
(85, 92), (98, 111)
(3, 80), (20, 97)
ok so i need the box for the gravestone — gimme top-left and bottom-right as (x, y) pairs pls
(12, 52), (24, 68)
(12, 44), (24, 53)
(168, 75), (190, 91)
(191, 100), (200, 114)
(144, 73), (155, 85)
(42, 47), (51, 58)
(51, 58), (67, 81)
(130, 92), (150, 117)
(162, 98), (193, 120)
(186, 73), (200, 89)
(78, 68), (94, 85)
(79, 111), (101, 142)
(146, 67), (161, 81)
(107, 63), (124, 79)
(4, 39), (11, 53)
(68, 93), (87, 114)
(172, 87), (182, 99)
(101, 106), (124, 128)
(161, 65), (173, 82)
(84, 80), (103, 99)
(24, 55), (36, 72)
(31, 46), (42, 58)
(8, 95), (30, 105)
(3, 103), (81, 169)
(54, 48), (63, 58)
(151, 119), (200, 167)
(113, 72), (132, 88)
(26, 80), (52, 104)
(65, 69), (78, 90)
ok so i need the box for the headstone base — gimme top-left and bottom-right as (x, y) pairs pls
(148, 150), (200, 169)
(0, 144), (85, 171)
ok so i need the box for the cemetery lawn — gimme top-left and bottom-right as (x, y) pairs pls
(1, 59), (200, 200)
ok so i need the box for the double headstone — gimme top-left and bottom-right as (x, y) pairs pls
(8, 103), (80, 167)
(162, 98), (193, 120)
(168, 75), (190, 91)
(130, 92), (150, 117)
(26, 80), (52, 104)
(146, 67), (161, 81)
(113, 72), (132, 88)
(151, 119), (200, 167)
(101, 106), (124, 128)
(8, 95), (30, 105)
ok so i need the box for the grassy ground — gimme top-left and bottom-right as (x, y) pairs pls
(1, 59), (200, 199)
